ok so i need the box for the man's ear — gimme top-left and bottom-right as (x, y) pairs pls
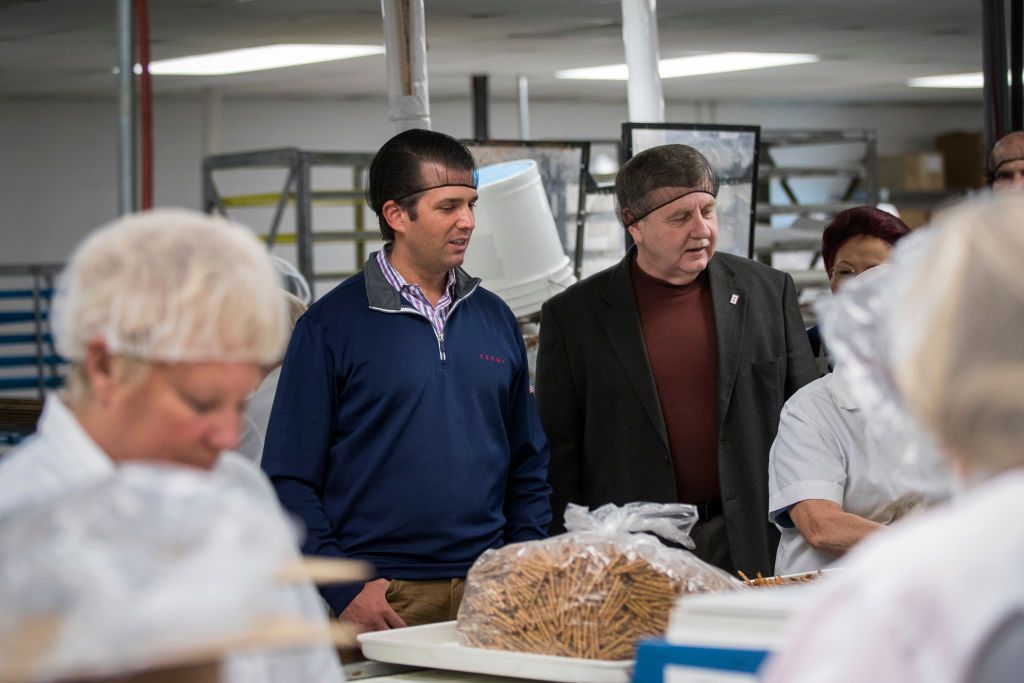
(627, 223), (643, 247)
(82, 339), (116, 404)
(381, 200), (409, 238)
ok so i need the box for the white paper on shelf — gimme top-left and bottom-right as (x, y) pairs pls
(666, 583), (821, 651)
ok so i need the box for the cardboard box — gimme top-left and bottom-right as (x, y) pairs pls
(896, 208), (931, 230)
(935, 131), (985, 189)
(879, 152), (946, 192)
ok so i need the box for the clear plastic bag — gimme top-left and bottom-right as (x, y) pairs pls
(456, 502), (742, 660)
(816, 228), (952, 498)
(0, 463), (342, 682)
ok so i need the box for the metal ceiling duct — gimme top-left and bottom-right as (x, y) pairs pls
(621, 0), (665, 123)
(381, 0), (431, 132)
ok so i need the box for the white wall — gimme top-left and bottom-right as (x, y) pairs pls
(0, 95), (982, 266)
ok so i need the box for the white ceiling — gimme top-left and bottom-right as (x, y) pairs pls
(0, 0), (984, 104)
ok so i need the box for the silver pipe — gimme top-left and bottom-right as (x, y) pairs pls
(116, 0), (135, 214)
(203, 88), (223, 156)
(516, 75), (531, 140)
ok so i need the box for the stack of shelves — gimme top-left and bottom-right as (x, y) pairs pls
(755, 129), (880, 299)
(0, 264), (63, 444)
(202, 148), (379, 295)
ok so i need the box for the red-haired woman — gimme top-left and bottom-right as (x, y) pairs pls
(807, 206), (912, 372)
(768, 207), (937, 574)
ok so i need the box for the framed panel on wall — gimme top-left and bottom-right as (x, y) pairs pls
(622, 123), (761, 259)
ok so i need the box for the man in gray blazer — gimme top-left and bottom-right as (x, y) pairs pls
(536, 144), (817, 577)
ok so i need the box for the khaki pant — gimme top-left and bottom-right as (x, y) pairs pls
(385, 578), (465, 627)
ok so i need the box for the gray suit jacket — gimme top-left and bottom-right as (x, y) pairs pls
(536, 249), (818, 576)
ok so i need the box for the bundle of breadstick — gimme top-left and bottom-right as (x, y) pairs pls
(456, 502), (741, 660)
(739, 570), (825, 587)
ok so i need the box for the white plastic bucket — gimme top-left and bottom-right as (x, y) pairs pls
(464, 159), (576, 317)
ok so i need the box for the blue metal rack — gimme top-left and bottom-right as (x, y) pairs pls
(0, 264), (66, 399)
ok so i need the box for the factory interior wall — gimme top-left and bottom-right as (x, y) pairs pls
(0, 96), (981, 267)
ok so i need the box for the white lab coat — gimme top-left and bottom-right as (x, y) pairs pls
(0, 393), (115, 517)
(762, 469), (1024, 683)
(0, 394), (344, 683)
(768, 373), (947, 573)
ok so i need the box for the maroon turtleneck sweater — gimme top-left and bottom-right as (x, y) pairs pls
(631, 256), (720, 504)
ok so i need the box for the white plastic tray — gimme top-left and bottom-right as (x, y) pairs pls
(358, 621), (633, 683)
(665, 570), (841, 651)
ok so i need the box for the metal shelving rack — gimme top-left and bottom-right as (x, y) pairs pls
(0, 262), (65, 438)
(758, 129), (879, 218)
(754, 129), (880, 292)
(202, 148), (377, 287)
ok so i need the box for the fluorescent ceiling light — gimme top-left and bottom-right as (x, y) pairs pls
(555, 52), (819, 80)
(144, 44), (384, 76)
(907, 72), (983, 89)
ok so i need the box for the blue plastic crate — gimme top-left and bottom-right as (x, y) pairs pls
(633, 639), (769, 683)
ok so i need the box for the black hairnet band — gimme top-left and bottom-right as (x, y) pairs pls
(392, 170), (480, 203)
(992, 156), (1024, 175)
(624, 188), (717, 227)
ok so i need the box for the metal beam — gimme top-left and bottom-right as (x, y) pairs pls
(472, 74), (490, 140)
(381, 0), (431, 131)
(983, 0), (1010, 149)
(621, 0), (664, 122)
(116, 0), (136, 215)
(1013, 0), (1023, 130)
(516, 75), (531, 140)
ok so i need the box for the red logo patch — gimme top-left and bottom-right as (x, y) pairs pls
(479, 354), (505, 364)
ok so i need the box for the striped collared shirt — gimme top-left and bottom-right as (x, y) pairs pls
(376, 248), (457, 340)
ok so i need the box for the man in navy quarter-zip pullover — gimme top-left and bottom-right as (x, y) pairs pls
(262, 129), (552, 634)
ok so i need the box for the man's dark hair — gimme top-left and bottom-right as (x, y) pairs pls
(615, 144), (720, 227)
(366, 128), (477, 242)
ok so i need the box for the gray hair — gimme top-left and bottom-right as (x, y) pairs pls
(615, 144), (720, 226)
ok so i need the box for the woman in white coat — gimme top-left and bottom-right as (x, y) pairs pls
(767, 207), (941, 574)
(0, 209), (344, 682)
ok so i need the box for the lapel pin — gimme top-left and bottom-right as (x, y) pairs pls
(730, 294), (739, 305)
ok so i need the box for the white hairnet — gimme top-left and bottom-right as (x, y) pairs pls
(818, 194), (1024, 480)
(51, 209), (289, 365)
(269, 255), (312, 305)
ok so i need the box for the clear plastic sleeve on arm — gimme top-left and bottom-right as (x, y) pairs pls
(0, 464), (341, 682)
(456, 502), (742, 660)
(816, 229), (952, 498)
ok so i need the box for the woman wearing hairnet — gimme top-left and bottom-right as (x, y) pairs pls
(766, 206), (945, 574)
(762, 195), (1024, 682)
(0, 209), (290, 497)
(806, 206), (911, 373)
(0, 209), (344, 682)
(236, 255), (311, 465)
